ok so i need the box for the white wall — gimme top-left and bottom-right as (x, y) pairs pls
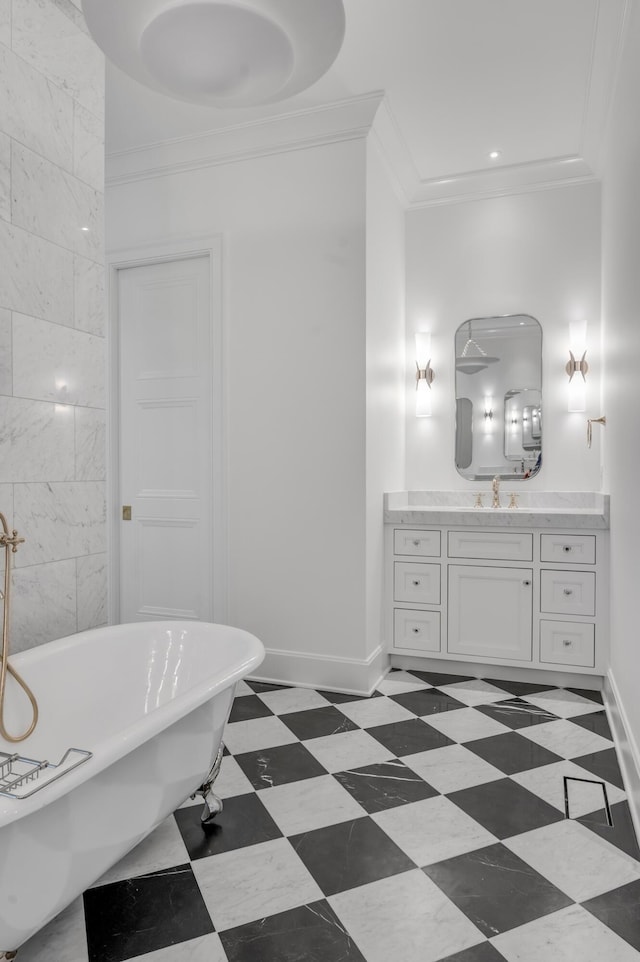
(405, 184), (602, 494)
(365, 135), (405, 671)
(601, 0), (640, 792)
(108, 138), (377, 690)
(0, 0), (107, 651)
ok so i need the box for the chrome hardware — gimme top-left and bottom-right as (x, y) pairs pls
(412, 539), (420, 547)
(523, 580), (531, 586)
(563, 639), (572, 647)
(0, 747), (92, 799)
(192, 744), (225, 826)
(563, 588), (573, 595)
(563, 545), (572, 553)
(412, 580), (421, 586)
(412, 627), (420, 634)
(587, 415), (606, 449)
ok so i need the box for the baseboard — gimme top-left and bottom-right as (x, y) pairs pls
(248, 644), (390, 697)
(389, 654), (604, 691)
(603, 669), (640, 845)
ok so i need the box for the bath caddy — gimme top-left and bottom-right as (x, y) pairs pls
(0, 747), (92, 800)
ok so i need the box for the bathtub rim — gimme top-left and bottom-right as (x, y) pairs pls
(0, 620), (264, 827)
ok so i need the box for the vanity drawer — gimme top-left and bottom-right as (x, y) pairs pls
(540, 620), (595, 668)
(393, 609), (441, 652)
(448, 530), (533, 562)
(540, 570), (595, 616)
(394, 562), (441, 605)
(540, 534), (595, 565)
(394, 528), (441, 557)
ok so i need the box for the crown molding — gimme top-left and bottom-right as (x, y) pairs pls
(106, 90), (384, 186)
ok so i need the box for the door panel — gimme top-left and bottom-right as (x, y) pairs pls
(118, 255), (213, 623)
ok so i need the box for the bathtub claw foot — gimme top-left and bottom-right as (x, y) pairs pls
(200, 792), (223, 825)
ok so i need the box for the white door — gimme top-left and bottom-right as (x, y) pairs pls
(448, 564), (533, 661)
(117, 255), (214, 623)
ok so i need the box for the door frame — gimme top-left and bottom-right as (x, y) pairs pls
(107, 234), (226, 626)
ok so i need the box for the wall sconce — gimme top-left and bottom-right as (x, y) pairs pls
(483, 397), (494, 420)
(415, 332), (434, 417)
(566, 319), (588, 413)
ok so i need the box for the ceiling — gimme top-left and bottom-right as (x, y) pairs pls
(104, 0), (629, 205)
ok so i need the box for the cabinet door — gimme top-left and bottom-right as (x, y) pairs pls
(448, 565), (533, 661)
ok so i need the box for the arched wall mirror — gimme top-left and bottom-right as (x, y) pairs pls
(454, 314), (542, 480)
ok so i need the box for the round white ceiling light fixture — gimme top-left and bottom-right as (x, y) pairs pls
(82, 0), (346, 107)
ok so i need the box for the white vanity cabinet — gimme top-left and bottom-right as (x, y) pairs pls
(385, 518), (608, 679)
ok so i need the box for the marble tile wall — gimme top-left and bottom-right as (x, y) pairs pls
(0, 0), (106, 651)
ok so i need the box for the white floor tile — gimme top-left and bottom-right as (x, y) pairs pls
(517, 717), (613, 758)
(131, 933), (228, 962)
(192, 837), (323, 932)
(505, 819), (640, 901)
(492, 904), (640, 962)
(234, 680), (254, 697)
(256, 687), (332, 715)
(523, 689), (603, 719)
(337, 696), (416, 728)
(437, 679), (513, 707)
(404, 743), (504, 794)
(258, 774), (365, 835)
(304, 728), (395, 773)
(223, 715), (298, 754)
(17, 897), (87, 962)
(210, 755), (255, 799)
(329, 869), (483, 962)
(377, 671), (432, 696)
(512, 759), (626, 816)
(372, 795), (497, 867)
(423, 706), (511, 742)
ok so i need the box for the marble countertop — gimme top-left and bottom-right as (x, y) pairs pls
(384, 491), (610, 529)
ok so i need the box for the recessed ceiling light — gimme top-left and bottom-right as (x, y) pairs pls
(488, 150), (502, 161)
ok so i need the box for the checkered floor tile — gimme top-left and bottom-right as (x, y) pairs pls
(17, 671), (640, 962)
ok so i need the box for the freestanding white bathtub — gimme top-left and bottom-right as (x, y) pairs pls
(0, 621), (264, 954)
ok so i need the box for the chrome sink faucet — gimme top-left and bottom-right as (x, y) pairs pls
(492, 475), (501, 509)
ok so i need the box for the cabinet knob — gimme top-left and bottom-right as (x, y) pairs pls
(563, 639), (572, 647)
(522, 580), (531, 586)
(563, 545), (572, 553)
(563, 588), (573, 596)
(412, 627), (420, 634)
(412, 540), (420, 547)
(412, 579), (421, 587)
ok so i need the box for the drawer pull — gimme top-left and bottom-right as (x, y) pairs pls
(563, 545), (572, 553)
(563, 588), (573, 596)
(412, 539), (420, 547)
(522, 580), (531, 586)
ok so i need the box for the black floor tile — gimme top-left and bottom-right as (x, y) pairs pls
(83, 864), (214, 962)
(583, 879), (640, 952)
(333, 759), (438, 813)
(229, 693), (274, 723)
(318, 689), (383, 703)
(390, 687), (467, 716)
(235, 741), (328, 789)
(569, 710), (613, 740)
(220, 899), (367, 962)
(439, 944), (508, 962)
(280, 705), (359, 740)
(289, 816), (415, 896)
(483, 678), (556, 698)
(579, 800), (640, 861)
(424, 842), (572, 937)
(174, 793), (282, 859)
(464, 730), (563, 775)
(408, 670), (474, 687)
(245, 680), (288, 693)
(366, 717), (454, 756)
(475, 698), (558, 730)
(567, 686), (603, 704)
(574, 747), (624, 789)
(448, 778), (565, 839)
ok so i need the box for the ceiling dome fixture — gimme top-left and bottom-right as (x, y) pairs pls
(82, 0), (346, 107)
